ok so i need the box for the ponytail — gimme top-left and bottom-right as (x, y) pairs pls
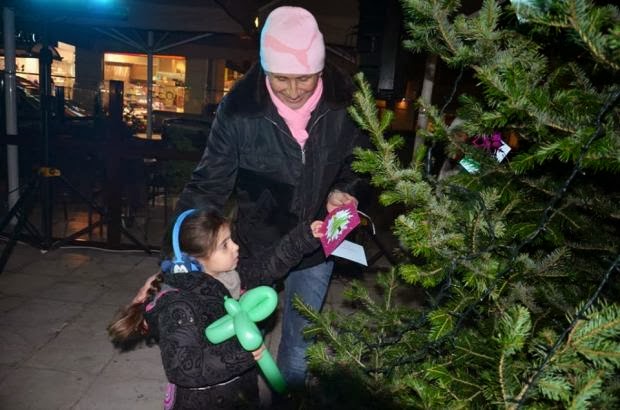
(107, 273), (163, 349)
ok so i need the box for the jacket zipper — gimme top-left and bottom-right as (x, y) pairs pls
(265, 109), (330, 165)
(308, 110), (329, 135)
(265, 116), (309, 164)
(265, 108), (330, 221)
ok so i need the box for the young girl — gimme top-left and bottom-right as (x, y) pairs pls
(108, 209), (323, 410)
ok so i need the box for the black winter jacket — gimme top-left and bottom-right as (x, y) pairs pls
(144, 224), (318, 409)
(176, 63), (367, 270)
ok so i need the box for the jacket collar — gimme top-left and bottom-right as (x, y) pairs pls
(162, 270), (205, 291)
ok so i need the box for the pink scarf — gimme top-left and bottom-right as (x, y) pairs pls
(265, 76), (323, 148)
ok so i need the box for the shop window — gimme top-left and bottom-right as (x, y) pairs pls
(103, 52), (186, 131)
(223, 66), (243, 95)
(0, 41), (76, 99)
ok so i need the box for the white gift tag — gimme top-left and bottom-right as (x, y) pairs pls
(331, 240), (368, 266)
(495, 142), (511, 162)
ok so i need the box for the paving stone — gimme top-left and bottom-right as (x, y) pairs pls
(20, 251), (92, 277)
(72, 346), (167, 409)
(0, 364), (14, 385)
(1, 244), (44, 273)
(0, 329), (39, 366)
(0, 271), (59, 297)
(37, 280), (106, 304)
(0, 298), (83, 328)
(0, 367), (92, 410)
(0, 294), (26, 313)
(73, 373), (165, 410)
(22, 318), (115, 375)
(72, 300), (124, 332)
(69, 260), (135, 281)
(23, 338), (114, 376)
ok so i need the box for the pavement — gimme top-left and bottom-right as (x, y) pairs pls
(0, 238), (390, 409)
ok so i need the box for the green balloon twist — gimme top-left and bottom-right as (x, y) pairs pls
(205, 286), (287, 394)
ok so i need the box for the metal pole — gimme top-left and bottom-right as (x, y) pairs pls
(3, 7), (19, 215)
(146, 31), (154, 139)
(55, 86), (65, 121)
(38, 29), (54, 246)
(106, 80), (124, 246)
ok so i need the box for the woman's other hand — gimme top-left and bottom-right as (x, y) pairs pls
(326, 189), (358, 213)
(310, 220), (324, 238)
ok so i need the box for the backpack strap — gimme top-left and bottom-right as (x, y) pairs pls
(145, 284), (179, 312)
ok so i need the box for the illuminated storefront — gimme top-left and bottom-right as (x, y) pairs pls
(2, 43), (247, 135)
(223, 65), (243, 94)
(103, 52), (186, 124)
(0, 41), (76, 98)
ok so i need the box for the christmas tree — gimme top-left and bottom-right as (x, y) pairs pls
(296, 0), (620, 408)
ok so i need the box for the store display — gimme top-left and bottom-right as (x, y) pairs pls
(103, 53), (187, 131)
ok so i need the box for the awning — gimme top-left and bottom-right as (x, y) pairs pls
(6, 0), (254, 35)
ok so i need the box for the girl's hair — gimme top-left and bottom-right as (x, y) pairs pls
(162, 209), (229, 261)
(107, 210), (229, 349)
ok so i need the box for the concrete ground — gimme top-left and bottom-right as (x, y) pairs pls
(0, 244), (165, 409)
(0, 239), (391, 409)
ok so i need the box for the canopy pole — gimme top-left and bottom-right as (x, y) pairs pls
(3, 7), (19, 216)
(146, 31), (153, 139)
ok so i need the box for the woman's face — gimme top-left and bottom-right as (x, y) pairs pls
(196, 225), (239, 276)
(267, 72), (321, 110)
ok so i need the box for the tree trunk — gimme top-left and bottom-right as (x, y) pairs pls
(413, 53), (438, 155)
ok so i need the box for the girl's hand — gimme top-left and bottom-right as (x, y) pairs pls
(326, 190), (358, 213)
(252, 344), (266, 361)
(132, 272), (159, 304)
(310, 220), (324, 238)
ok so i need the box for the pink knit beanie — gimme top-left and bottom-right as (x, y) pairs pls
(260, 6), (325, 75)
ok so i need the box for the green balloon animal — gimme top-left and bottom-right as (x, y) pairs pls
(205, 286), (287, 394)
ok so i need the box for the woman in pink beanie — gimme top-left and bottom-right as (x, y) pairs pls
(175, 5), (368, 396)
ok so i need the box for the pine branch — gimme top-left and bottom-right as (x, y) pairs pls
(513, 254), (620, 408)
(294, 296), (368, 369)
(566, 0), (620, 71)
(454, 89), (619, 332)
(520, 90), (619, 247)
(567, 370), (605, 410)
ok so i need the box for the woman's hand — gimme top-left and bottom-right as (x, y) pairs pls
(132, 272), (160, 304)
(252, 344), (266, 361)
(326, 189), (358, 213)
(310, 220), (324, 238)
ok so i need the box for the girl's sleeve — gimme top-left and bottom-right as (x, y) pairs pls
(156, 296), (255, 388)
(238, 223), (320, 288)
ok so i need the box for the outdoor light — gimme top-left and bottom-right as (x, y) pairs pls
(14, 0), (127, 19)
(395, 98), (408, 110)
